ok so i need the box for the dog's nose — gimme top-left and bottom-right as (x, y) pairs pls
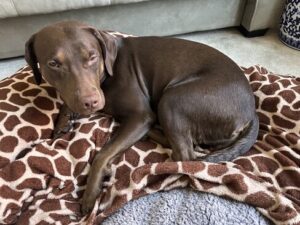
(83, 95), (99, 109)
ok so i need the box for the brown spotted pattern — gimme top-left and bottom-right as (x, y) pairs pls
(0, 60), (300, 225)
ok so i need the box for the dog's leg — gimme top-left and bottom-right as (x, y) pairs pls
(158, 105), (196, 161)
(157, 83), (203, 161)
(81, 112), (155, 213)
(164, 129), (195, 161)
(147, 127), (171, 148)
(53, 104), (80, 139)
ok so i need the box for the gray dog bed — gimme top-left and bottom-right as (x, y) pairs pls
(103, 189), (271, 225)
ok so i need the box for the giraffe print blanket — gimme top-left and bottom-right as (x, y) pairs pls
(0, 65), (299, 225)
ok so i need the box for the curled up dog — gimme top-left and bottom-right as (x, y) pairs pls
(25, 21), (259, 213)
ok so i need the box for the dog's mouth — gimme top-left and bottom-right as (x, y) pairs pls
(76, 105), (103, 116)
(62, 91), (105, 116)
(72, 103), (104, 116)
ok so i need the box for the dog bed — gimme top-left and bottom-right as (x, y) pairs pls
(0, 65), (299, 225)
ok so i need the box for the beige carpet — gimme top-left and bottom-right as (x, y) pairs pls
(0, 28), (299, 79)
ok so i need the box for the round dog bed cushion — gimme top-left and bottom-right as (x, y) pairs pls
(0, 65), (299, 225)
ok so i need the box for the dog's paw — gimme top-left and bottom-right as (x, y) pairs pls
(81, 191), (97, 214)
(80, 153), (112, 214)
(53, 111), (80, 139)
(194, 146), (211, 158)
(81, 198), (95, 215)
(53, 128), (67, 139)
(171, 150), (197, 161)
(53, 121), (73, 139)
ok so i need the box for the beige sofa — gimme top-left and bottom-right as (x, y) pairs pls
(0, 0), (283, 59)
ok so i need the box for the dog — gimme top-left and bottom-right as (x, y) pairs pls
(25, 21), (259, 213)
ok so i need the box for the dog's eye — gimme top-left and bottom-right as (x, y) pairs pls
(89, 52), (98, 62)
(48, 60), (61, 68)
(89, 55), (97, 61)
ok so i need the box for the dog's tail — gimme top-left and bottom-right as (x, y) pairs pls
(203, 114), (259, 163)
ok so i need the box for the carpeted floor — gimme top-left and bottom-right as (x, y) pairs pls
(0, 57), (25, 80)
(0, 27), (299, 80)
(178, 28), (300, 77)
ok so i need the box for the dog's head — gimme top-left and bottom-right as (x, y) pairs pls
(25, 21), (117, 115)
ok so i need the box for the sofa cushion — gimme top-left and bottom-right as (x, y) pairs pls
(0, 0), (150, 19)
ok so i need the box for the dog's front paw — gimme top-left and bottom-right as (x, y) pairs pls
(53, 105), (80, 139)
(80, 153), (112, 214)
(53, 118), (74, 139)
(81, 188), (100, 214)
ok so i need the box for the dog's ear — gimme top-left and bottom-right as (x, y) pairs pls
(25, 34), (42, 85)
(88, 28), (117, 76)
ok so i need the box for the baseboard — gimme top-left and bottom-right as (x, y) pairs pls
(238, 26), (269, 38)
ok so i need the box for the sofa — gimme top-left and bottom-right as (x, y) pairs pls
(0, 0), (282, 59)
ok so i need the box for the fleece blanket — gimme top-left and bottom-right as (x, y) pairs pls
(0, 65), (299, 225)
(102, 188), (271, 224)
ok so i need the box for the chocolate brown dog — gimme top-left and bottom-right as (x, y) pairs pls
(25, 21), (259, 213)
